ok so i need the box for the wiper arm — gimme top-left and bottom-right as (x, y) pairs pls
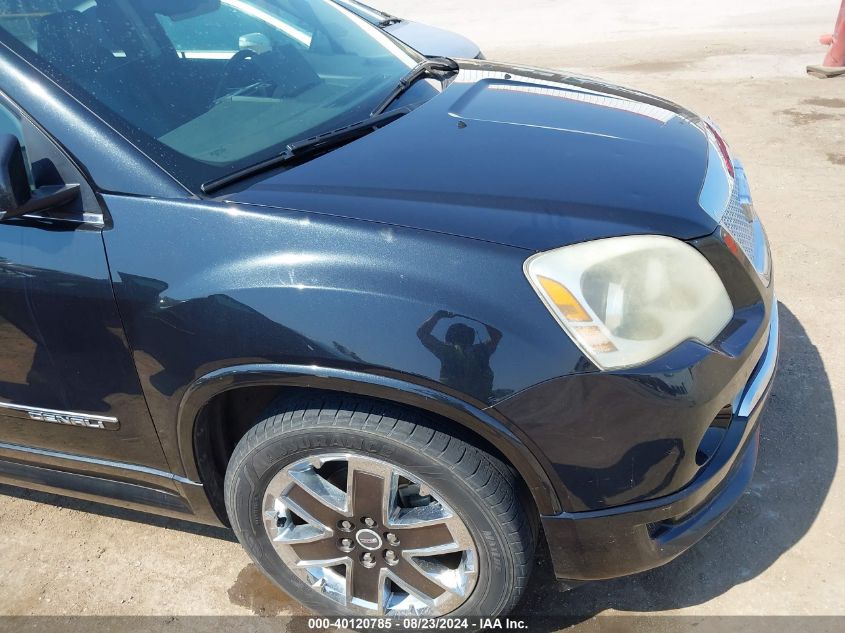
(371, 57), (459, 116)
(201, 108), (410, 194)
(202, 60), (459, 194)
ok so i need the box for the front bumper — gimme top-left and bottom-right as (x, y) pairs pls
(541, 304), (779, 581)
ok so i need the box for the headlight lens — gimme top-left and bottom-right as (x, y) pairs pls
(525, 235), (734, 370)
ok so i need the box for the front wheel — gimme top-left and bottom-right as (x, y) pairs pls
(224, 392), (536, 617)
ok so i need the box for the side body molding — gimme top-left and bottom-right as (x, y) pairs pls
(177, 364), (562, 515)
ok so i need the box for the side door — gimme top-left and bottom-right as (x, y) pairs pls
(0, 94), (176, 490)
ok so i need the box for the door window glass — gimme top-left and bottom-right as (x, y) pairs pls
(0, 100), (31, 184)
(0, 101), (22, 144)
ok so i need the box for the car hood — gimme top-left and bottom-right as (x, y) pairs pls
(384, 20), (482, 59)
(228, 60), (716, 252)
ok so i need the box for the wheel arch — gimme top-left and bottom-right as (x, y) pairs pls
(177, 364), (562, 520)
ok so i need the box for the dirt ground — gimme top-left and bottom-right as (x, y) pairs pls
(1, 0), (843, 627)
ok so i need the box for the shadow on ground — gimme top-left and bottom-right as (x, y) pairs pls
(514, 303), (838, 624)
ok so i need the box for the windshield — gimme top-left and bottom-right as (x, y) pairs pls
(0, 0), (427, 190)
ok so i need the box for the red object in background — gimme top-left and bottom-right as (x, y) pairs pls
(808, 0), (845, 77)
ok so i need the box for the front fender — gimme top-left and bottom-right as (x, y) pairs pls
(178, 363), (561, 514)
(102, 196), (586, 515)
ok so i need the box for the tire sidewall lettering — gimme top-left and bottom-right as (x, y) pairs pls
(272, 432), (393, 457)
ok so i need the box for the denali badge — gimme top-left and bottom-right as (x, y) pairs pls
(0, 402), (119, 431)
(27, 410), (119, 430)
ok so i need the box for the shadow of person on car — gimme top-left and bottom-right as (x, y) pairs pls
(513, 303), (837, 628)
(417, 310), (503, 402)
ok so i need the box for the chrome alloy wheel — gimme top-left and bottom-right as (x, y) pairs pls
(262, 453), (478, 615)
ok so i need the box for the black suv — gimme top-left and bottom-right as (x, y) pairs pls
(0, 0), (777, 618)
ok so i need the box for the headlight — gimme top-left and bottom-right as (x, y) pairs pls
(525, 235), (734, 370)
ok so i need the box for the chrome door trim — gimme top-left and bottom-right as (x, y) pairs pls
(0, 440), (201, 486)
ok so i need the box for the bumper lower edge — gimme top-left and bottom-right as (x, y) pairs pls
(542, 304), (779, 581)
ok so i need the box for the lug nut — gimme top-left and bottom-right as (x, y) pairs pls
(384, 550), (399, 566)
(339, 520), (353, 531)
(363, 517), (377, 528)
(385, 533), (399, 546)
(361, 552), (376, 568)
(340, 538), (354, 551)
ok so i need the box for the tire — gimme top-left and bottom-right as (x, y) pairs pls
(224, 390), (536, 618)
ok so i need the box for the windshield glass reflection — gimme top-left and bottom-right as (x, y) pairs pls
(0, 0), (422, 188)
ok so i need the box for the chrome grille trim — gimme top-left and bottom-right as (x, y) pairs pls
(722, 161), (771, 285)
(722, 184), (755, 261)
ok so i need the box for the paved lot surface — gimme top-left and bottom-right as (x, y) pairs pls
(1, 0), (843, 626)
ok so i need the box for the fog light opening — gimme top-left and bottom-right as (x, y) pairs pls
(646, 522), (669, 540)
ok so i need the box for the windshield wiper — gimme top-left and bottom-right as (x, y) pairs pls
(371, 57), (460, 116)
(201, 107), (411, 194)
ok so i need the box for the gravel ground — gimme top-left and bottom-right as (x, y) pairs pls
(1, 0), (843, 627)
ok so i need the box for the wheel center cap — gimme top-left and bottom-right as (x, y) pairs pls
(355, 529), (383, 551)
